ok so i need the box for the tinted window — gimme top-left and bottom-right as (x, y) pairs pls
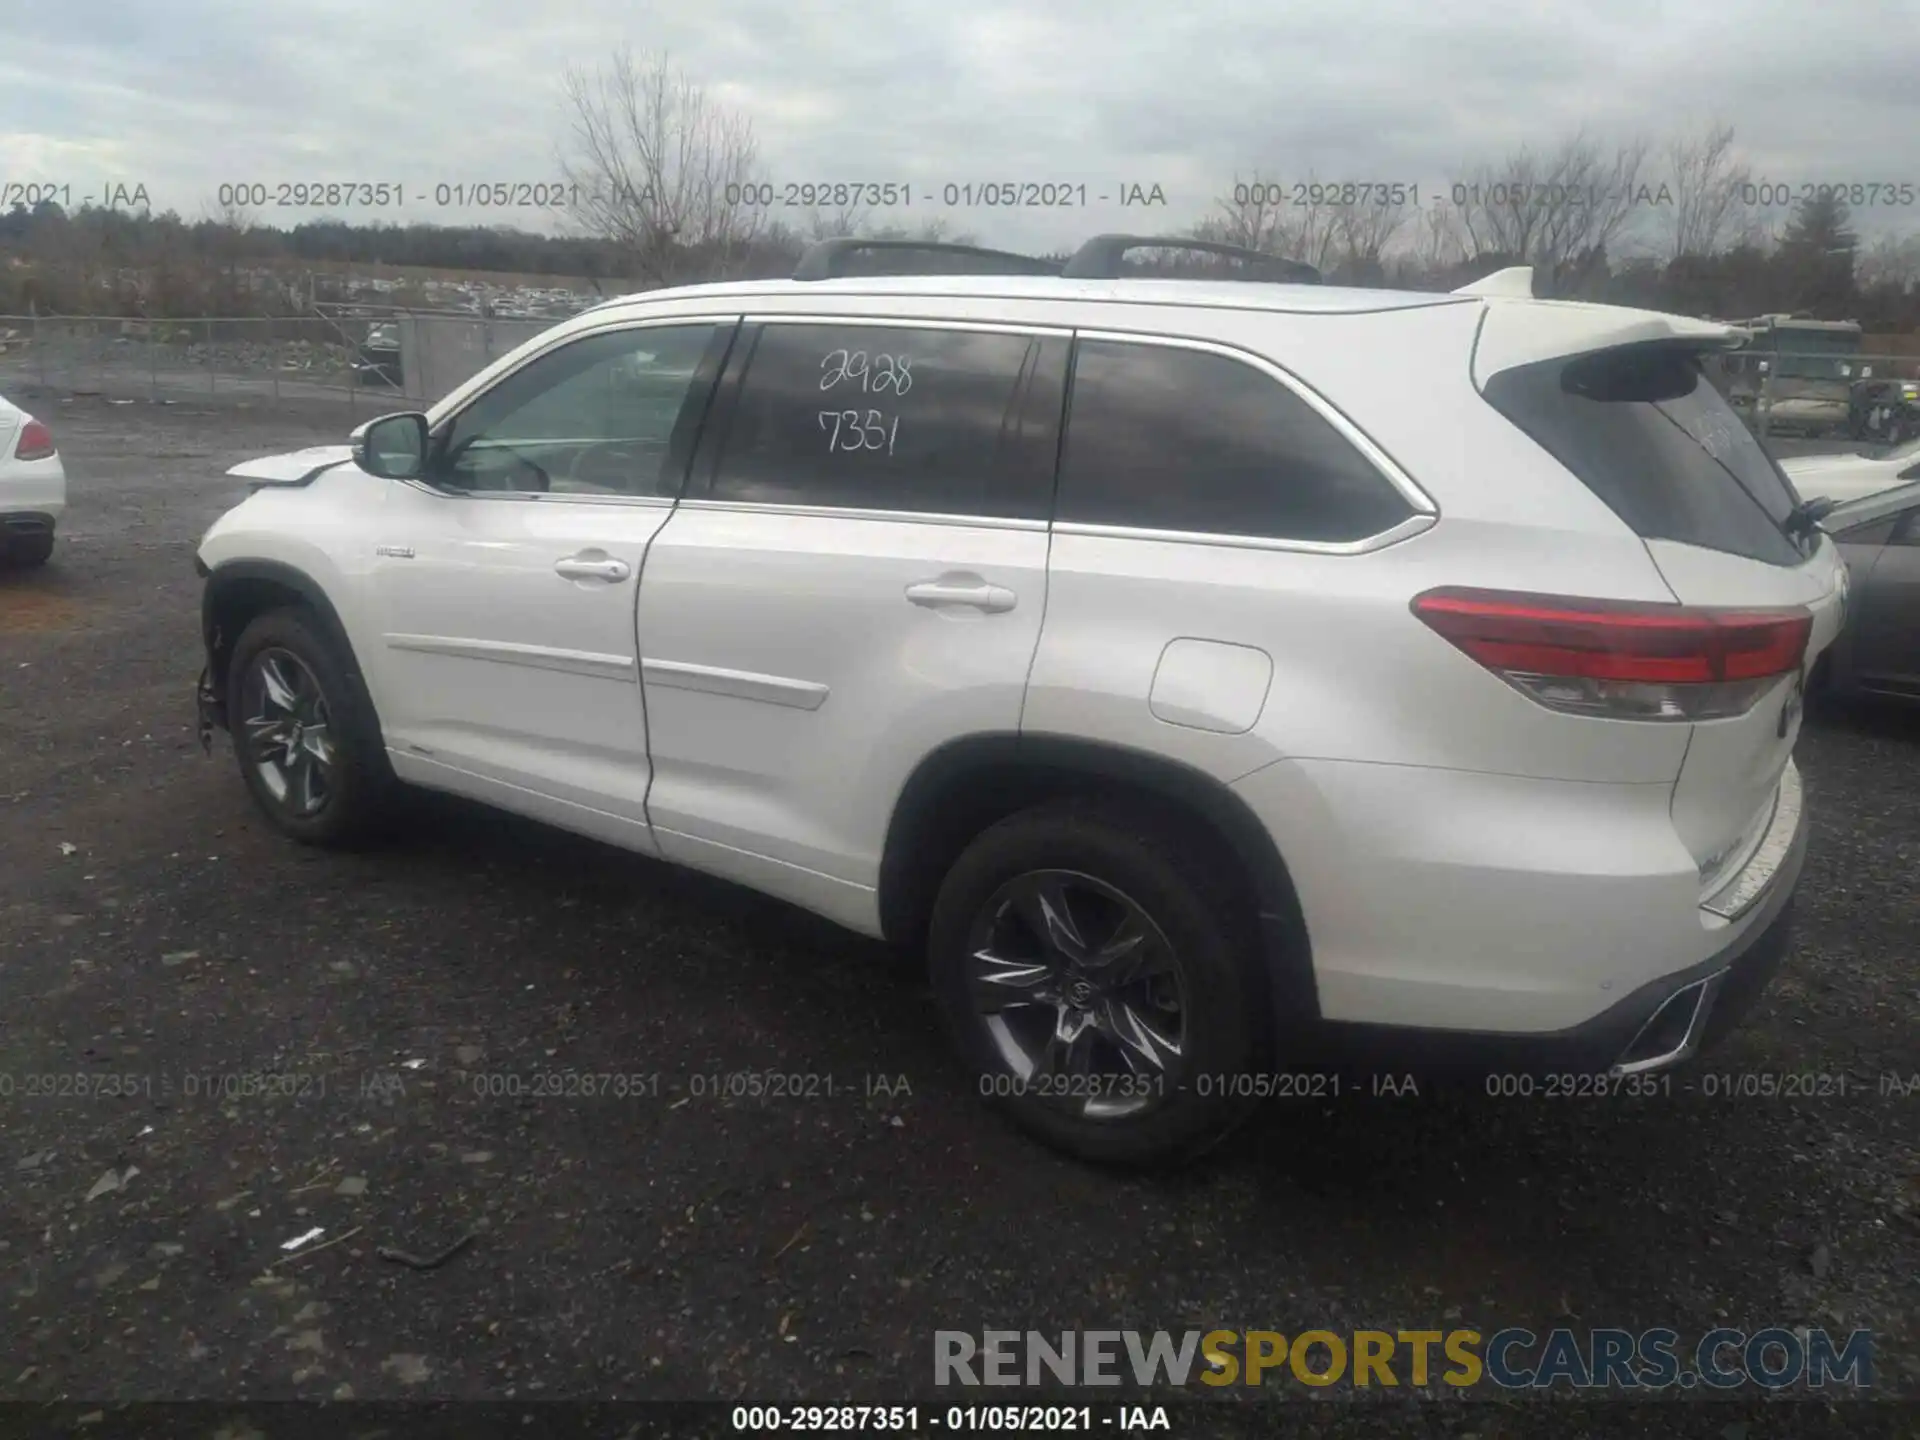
(1483, 345), (1805, 566)
(703, 324), (1062, 519)
(1054, 340), (1416, 542)
(436, 324), (721, 497)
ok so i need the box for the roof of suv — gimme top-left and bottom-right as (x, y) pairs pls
(583, 275), (1476, 319)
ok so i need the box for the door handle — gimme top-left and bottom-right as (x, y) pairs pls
(555, 552), (631, 583)
(905, 578), (1017, 613)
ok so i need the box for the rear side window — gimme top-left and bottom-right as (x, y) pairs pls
(700, 323), (1064, 520)
(1055, 340), (1416, 542)
(1483, 345), (1804, 566)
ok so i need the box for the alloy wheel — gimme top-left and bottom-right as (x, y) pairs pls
(240, 648), (336, 818)
(966, 868), (1188, 1119)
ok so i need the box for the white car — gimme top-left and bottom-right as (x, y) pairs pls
(0, 392), (65, 567)
(1779, 436), (1920, 506)
(192, 239), (1842, 1164)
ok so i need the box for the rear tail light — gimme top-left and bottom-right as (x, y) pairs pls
(1412, 587), (1812, 722)
(13, 419), (55, 462)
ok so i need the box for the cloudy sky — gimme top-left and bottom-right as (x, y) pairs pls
(3, 0), (1918, 253)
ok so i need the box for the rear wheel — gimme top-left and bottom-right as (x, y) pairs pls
(227, 608), (393, 846)
(928, 801), (1268, 1166)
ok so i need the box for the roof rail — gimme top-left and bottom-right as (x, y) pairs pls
(1061, 234), (1320, 283)
(793, 238), (1059, 281)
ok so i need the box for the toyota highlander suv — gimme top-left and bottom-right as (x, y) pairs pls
(191, 237), (1843, 1165)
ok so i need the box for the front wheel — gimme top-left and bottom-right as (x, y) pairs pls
(928, 802), (1269, 1166)
(4, 530), (53, 568)
(226, 607), (393, 846)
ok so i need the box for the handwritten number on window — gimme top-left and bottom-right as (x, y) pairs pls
(820, 349), (913, 396)
(818, 409), (900, 454)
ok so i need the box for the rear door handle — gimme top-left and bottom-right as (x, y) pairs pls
(905, 578), (1017, 613)
(555, 551), (631, 583)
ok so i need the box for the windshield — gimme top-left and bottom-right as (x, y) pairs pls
(1764, 329), (1861, 381)
(1888, 434), (1920, 464)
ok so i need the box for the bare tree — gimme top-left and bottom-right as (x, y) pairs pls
(1856, 232), (1920, 291)
(1412, 199), (1469, 274)
(557, 48), (765, 287)
(865, 216), (980, 245)
(1333, 191), (1412, 281)
(1449, 131), (1652, 292)
(798, 201), (874, 243)
(1661, 121), (1755, 261)
(1280, 177), (1348, 275)
(1191, 173), (1289, 253)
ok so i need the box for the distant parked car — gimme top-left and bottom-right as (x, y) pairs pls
(355, 323), (403, 388)
(1779, 436), (1920, 506)
(1816, 480), (1920, 704)
(1848, 375), (1920, 446)
(0, 391), (65, 568)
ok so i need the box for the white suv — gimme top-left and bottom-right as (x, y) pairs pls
(193, 237), (1844, 1164)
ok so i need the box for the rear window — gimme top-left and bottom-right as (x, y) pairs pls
(1484, 344), (1805, 566)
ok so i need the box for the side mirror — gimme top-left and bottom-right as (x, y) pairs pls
(353, 412), (430, 479)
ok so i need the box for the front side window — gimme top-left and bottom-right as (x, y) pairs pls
(435, 324), (723, 498)
(700, 323), (1064, 519)
(1054, 339), (1417, 542)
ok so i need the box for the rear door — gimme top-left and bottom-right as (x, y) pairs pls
(634, 316), (1068, 930)
(1481, 342), (1847, 881)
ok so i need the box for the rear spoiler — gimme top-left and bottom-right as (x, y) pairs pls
(1468, 296), (1749, 391)
(1453, 266), (1535, 298)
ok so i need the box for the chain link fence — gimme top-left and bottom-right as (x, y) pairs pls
(0, 311), (563, 415)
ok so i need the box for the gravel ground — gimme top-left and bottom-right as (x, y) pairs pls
(0, 390), (1915, 1435)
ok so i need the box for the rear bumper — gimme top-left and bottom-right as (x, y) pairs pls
(0, 460), (67, 519)
(1293, 772), (1806, 1080)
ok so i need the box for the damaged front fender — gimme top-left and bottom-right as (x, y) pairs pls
(196, 664), (227, 755)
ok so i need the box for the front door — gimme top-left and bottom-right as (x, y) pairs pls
(369, 320), (735, 847)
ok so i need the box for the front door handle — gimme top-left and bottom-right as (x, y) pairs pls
(555, 551), (631, 583)
(905, 578), (1017, 613)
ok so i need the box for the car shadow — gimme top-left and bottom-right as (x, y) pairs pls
(1806, 690), (1920, 744)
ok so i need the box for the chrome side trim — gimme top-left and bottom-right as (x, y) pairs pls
(394, 480), (677, 508)
(1072, 327), (1441, 518)
(384, 633), (636, 682)
(641, 658), (830, 711)
(1701, 760), (1802, 921)
(675, 498), (1049, 532)
(1052, 511), (1438, 556)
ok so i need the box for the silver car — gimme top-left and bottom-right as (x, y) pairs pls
(1819, 480), (1920, 703)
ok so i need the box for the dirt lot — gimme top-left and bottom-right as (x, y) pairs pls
(0, 390), (1915, 1433)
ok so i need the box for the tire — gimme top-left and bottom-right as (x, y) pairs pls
(226, 606), (394, 847)
(928, 800), (1270, 1166)
(5, 531), (53, 568)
